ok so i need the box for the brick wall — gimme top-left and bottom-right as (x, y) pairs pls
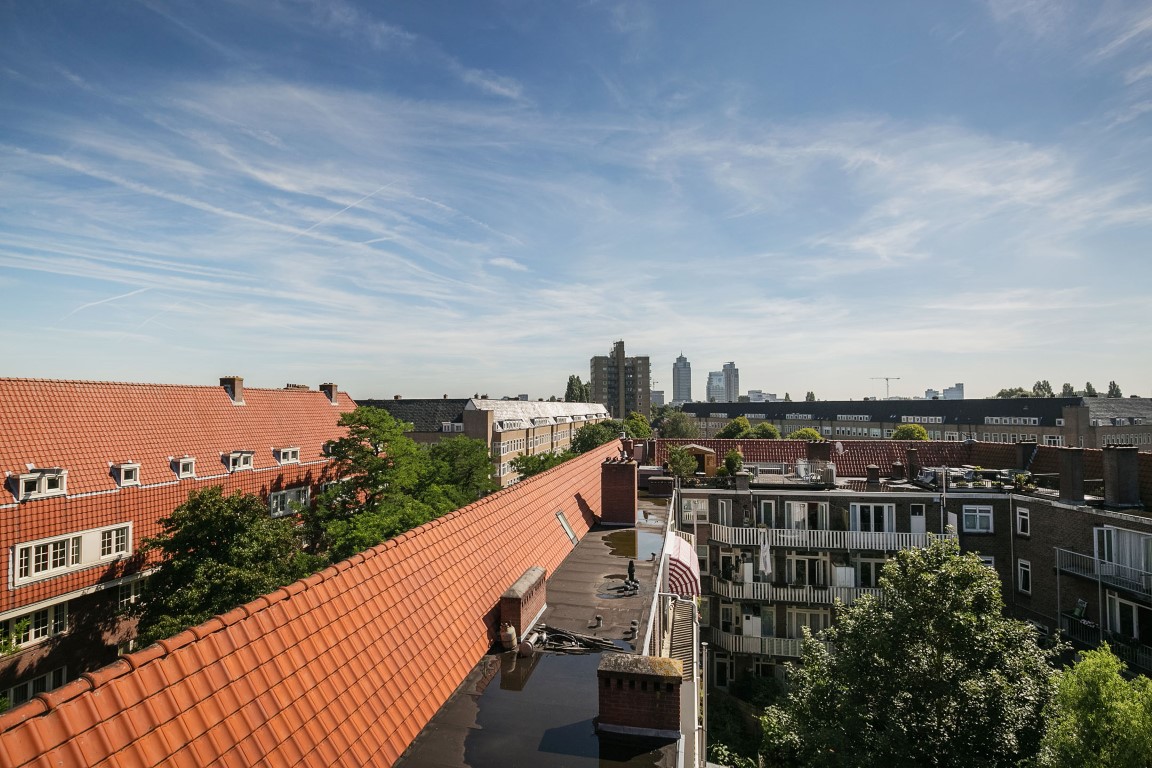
(500, 566), (547, 638)
(596, 654), (682, 736)
(601, 458), (638, 526)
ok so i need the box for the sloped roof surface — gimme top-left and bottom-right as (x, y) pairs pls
(0, 442), (619, 767)
(358, 399), (471, 432)
(0, 379), (356, 499)
(1084, 397), (1152, 419)
(466, 399), (609, 420)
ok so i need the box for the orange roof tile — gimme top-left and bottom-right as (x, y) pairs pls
(0, 440), (622, 767)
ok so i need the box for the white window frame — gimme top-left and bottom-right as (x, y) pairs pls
(1107, 591), (1140, 640)
(100, 526), (130, 559)
(119, 579), (145, 609)
(1017, 559), (1032, 594)
(114, 463), (140, 487)
(269, 486), (311, 518)
(276, 447), (300, 465)
(16, 469), (67, 501)
(856, 556), (888, 588)
(228, 451), (254, 472)
(1016, 507), (1030, 537)
(681, 498), (708, 523)
(851, 503), (895, 533)
(962, 505), (994, 534)
(0, 604), (69, 648)
(176, 457), (196, 479)
(3, 666), (67, 707)
(13, 523), (133, 586)
(978, 555), (995, 569)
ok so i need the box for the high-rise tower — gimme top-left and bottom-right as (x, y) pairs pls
(672, 354), (692, 404)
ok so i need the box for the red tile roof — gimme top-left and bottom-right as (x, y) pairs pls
(0, 441), (621, 767)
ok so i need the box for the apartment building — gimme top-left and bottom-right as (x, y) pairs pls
(0, 376), (355, 705)
(360, 397), (610, 486)
(659, 438), (1152, 685)
(682, 397), (1152, 450)
(590, 340), (651, 419)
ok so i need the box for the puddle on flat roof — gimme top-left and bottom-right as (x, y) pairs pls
(603, 530), (664, 562)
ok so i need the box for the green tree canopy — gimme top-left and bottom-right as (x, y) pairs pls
(784, 427), (823, 441)
(891, 423), (929, 440)
(323, 493), (439, 562)
(716, 416), (753, 439)
(564, 374), (591, 403)
(1085, 381), (1098, 397)
(1033, 380), (1054, 397)
(570, 421), (620, 453)
(1061, 382), (1076, 396)
(762, 537), (1059, 768)
(418, 435), (498, 511)
(996, 386), (1032, 398)
(724, 448), (744, 476)
(1038, 644), (1152, 768)
(665, 446), (698, 479)
(137, 487), (314, 646)
(510, 450), (573, 479)
(659, 410), (699, 439)
(623, 411), (653, 438)
(751, 422), (781, 439)
(1108, 380), (1123, 398)
(804, 391), (816, 402)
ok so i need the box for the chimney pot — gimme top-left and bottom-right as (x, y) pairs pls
(220, 376), (244, 405)
(890, 461), (905, 481)
(394, 394), (402, 400)
(866, 464), (881, 485)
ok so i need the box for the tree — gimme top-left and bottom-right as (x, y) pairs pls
(785, 427), (823, 441)
(1061, 382), (1076, 396)
(784, 392), (792, 402)
(1033, 380), (1054, 397)
(1085, 381), (1098, 397)
(1108, 380), (1123, 398)
(665, 446), (698, 479)
(418, 436), (498, 511)
(564, 374), (591, 403)
(716, 416), (753, 439)
(659, 410), (699, 439)
(323, 493), (439, 562)
(570, 422), (619, 453)
(623, 411), (652, 438)
(891, 423), (929, 440)
(805, 391), (816, 402)
(996, 386), (1031, 398)
(137, 487), (314, 646)
(1038, 644), (1152, 768)
(762, 537), (1059, 768)
(751, 422), (781, 439)
(304, 406), (423, 553)
(510, 450), (574, 479)
(724, 448), (744, 476)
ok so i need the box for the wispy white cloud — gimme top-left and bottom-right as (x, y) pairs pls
(488, 257), (528, 272)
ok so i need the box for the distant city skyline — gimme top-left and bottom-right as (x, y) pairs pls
(3, 2), (1152, 400)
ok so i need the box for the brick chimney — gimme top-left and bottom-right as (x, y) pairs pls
(1015, 440), (1038, 470)
(807, 441), (832, 463)
(220, 376), (244, 405)
(866, 464), (881, 486)
(890, 461), (906, 481)
(906, 448), (920, 479)
(601, 458), (638, 526)
(319, 383), (338, 404)
(597, 655), (682, 739)
(1102, 445), (1142, 508)
(1058, 447), (1085, 504)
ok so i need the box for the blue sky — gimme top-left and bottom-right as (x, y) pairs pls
(3, 1), (1151, 402)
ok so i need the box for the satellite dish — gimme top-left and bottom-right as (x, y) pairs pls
(835, 441), (845, 455)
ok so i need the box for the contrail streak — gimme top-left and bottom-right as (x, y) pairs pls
(286, 182), (396, 243)
(57, 287), (153, 323)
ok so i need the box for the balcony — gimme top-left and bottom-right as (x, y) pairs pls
(1055, 549), (1152, 603)
(706, 575), (881, 605)
(706, 626), (806, 659)
(1059, 615), (1152, 674)
(707, 524), (953, 552)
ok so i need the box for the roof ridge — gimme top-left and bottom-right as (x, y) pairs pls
(0, 377), (340, 392)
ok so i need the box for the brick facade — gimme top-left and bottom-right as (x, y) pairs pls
(596, 654), (682, 737)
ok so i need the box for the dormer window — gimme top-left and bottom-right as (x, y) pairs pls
(17, 469), (67, 501)
(276, 447), (300, 465)
(227, 451), (254, 472)
(114, 463), (140, 488)
(174, 457), (196, 479)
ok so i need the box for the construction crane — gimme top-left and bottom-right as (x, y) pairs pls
(871, 376), (901, 400)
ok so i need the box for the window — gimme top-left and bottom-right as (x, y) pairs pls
(119, 579), (144, 609)
(3, 667), (67, 707)
(857, 557), (888, 587)
(269, 487), (310, 518)
(276, 447), (300, 465)
(851, 504), (894, 533)
(786, 554), (827, 587)
(13, 524), (132, 585)
(978, 555), (995, 569)
(757, 501), (775, 526)
(100, 526), (129, 558)
(16, 469), (67, 500)
(1017, 559), (1032, 594)
(681, 498), (708, 523)
(114, 463), (140, 487)
(173, 457), (195, 478)
(228, 451), (254, 471)
(1107, 591), (1140, 640)
(962, 505), (993, 533)
(1016, 507), (1030, 536)
(0, 604), (68, 648)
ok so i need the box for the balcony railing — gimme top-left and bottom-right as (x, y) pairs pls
(706, 627), (807, 659)
(1059, 615), (1152, 673)
(706, 575), (880, 605)
(1056, 549), (1152, 603)
(708, 524), (953, 552)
